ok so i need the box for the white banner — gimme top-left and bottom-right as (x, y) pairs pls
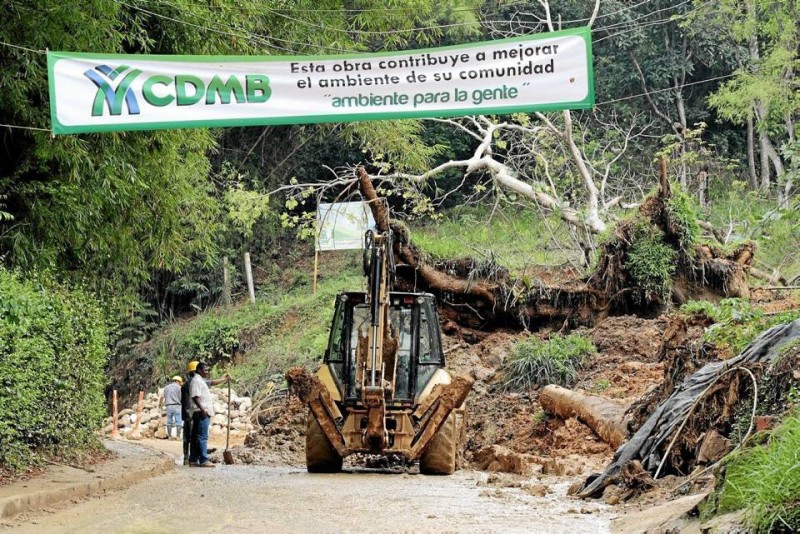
(47, 27), (593, 135)
(316, 202), (376, 251)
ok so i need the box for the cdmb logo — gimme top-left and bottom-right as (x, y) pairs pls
(84, 65), (271, 117)
(84, 65), (142, 116)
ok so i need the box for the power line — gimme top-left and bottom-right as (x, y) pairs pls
(594, 0), (713, 43)
(0, 74), (740, 135)
(593, 0), (691, 33)
(263, 7), (483, 36)
(142, 0), (515, 14)
(595, 73), (736, 106)
(115, 0), (353, 54)
(142, 0), (658, 37)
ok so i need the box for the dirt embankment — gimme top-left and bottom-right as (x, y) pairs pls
(242, 315), (669, 481)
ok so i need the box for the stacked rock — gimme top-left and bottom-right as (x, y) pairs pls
(102, 388), (255, 440)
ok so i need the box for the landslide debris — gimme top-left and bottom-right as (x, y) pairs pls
(358, 167), (755, 331)
(239, 315), (669, 476)
(579, 318), (800, 499)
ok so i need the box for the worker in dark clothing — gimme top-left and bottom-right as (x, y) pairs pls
(181, 361), (199, 465)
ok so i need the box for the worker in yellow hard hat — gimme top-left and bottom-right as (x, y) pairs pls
(181, 362), (200, 462)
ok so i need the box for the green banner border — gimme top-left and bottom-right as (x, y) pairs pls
(48, 27), (594, 135)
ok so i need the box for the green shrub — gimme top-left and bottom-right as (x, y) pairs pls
(0, 269), (109, 472)
(679, 299), (721, 318)
(666, 186), (700, 254)
(681, 298), (800, 355)
(716, 409), (800, 532)
(625, 221), (678, 302)
(502, 334), (596, 391)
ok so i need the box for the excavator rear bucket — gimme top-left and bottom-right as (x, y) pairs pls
(409, 375), (474, 459)
(286, 367), (348, 457)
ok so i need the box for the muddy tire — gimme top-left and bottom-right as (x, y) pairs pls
(420, 413), (457, 475)
(305, 412), (343, 473)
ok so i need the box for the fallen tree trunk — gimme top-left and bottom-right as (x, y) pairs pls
(356, 167), (754, 330)
(539, 385), (630, 449)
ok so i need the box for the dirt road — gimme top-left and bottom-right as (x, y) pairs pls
(5, 441), (612, 533)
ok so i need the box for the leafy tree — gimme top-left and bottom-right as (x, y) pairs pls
(706, 0), (799, 202)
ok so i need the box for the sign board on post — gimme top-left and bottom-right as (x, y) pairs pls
(47, 27), (593, 134)
(316, 202), (376, 251)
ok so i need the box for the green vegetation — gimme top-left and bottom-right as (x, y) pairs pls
(705, 181), (800, 283)
(413, 207), (580, 272)
(681, 298), (800, 355)
(716, 409), (800, 532)
(501, 334), (596, 391)
(665, 186), (700, 255)
(0, 269), (109, 473)
(143, 253), (362, 398)
(625, 221), (678, 303)
(591, 379), (611, 393)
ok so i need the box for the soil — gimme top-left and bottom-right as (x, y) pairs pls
(242, 315), (671, 483)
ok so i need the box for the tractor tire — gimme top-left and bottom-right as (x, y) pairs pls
(420, 413), (457, 475)
(305, 412), (343, 473)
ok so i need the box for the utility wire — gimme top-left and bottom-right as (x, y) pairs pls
(594, 0), (714, 43)
(140, 0), (660, 36)
(115, 0), (353, 54)
(592, 0), (692, 33)
(595, 73), (736, 106)
(263, 7), (483, 35)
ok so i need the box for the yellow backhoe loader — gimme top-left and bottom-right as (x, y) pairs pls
(287, 229), (473, 474)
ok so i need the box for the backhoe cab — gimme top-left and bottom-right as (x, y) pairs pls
(287, 230), (473, 474)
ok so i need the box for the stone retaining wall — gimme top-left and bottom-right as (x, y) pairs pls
(103, 387), (254, 441)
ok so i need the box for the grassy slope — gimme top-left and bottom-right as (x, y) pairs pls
(413, 206), (582, 272)
(142, 251), (362, 399)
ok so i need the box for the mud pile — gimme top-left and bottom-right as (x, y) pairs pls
(446, 316), (667, 477)
(579, 318), (800, 498)
(234, 394), (306, 466)
(238, 315), (671, 475)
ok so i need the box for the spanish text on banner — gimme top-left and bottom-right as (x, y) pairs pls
(47, 27), (593, 135)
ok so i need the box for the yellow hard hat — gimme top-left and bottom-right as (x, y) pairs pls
(186, 361), (199, 372)
(172, 375), (183, 383)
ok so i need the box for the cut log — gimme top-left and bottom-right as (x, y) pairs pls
(539, 385), (630, 449)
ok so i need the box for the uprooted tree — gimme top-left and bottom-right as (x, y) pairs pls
(356, 165), (755, 330)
